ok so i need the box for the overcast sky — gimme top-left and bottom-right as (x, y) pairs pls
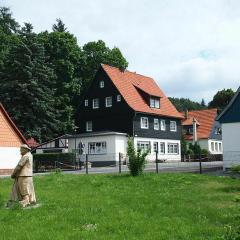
(2, 0), (240, 103)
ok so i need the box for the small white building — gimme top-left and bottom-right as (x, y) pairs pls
(216, 87), (240, 170)
(0, 103), (28, 175)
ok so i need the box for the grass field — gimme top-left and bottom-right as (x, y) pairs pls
(0, 173), (240, 240)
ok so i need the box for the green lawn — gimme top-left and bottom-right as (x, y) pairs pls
(0, 173), (239, 240)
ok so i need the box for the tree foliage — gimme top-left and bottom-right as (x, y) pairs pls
(0, 8), (128, 142)
(208, 88), (235, 112)
(169, 97), (207, 112)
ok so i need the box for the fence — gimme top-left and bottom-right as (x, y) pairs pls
(33, 152), (223, 175)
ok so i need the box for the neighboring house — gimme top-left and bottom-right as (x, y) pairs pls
(27, 138), (39, 149)
(74, 64), (183, 166)
(34, 135), (70, 154)
(181, 109), (222, 154)
(216, 87), (240, 170)
(0, 103), (28, 175)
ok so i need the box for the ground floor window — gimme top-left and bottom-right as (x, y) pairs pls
(167, 143), (179, 154)
(88, 142), (107, 154)
(137, 141), (151, 153)
(159, 142), (165, 154)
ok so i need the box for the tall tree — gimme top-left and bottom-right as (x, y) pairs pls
(208, 88), (235, 112)
(37, 29), (83, 133)
(0, 23), (58, 142)
(201, 98), (206, 107)
(0, 7), (19, 34)
(81, 40), (128, 92)
(52, 18), (67, 32)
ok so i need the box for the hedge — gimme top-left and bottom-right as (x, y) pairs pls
(33, 153), (75, 163)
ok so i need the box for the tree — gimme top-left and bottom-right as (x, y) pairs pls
(169, 97), (207, 112)
(52, 18), (67, 32)
(208, 88), (235, 112)
(0, 23), (58, 142)
(0, 7), (19, 34)
(201, 98), (206, 107)
(37, 29), (83, 133)
(80, 40), (128, 92)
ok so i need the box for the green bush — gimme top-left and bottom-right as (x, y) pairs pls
(201, 149), (209, 155)
(230, 165), (240, 174)
(188, 142), (202, 155)
(186, 149), (194, 155)
(127, 137), (148, 176)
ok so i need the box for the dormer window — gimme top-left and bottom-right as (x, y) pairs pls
(100, 81), (104, 88)
(150, 97), (160, 108)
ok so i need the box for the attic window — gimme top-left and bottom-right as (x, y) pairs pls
(100, 81), (104, 88)
(150, 97), (160, 108)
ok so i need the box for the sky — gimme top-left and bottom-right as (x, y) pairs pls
(2, 0), (240, 103)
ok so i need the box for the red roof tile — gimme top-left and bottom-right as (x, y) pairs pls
(181, 109), (218, 140)
(0, 103), (27, 147)
(101, 64), (183, 119)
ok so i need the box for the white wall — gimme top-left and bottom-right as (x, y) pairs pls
(0, 147), (20, 169)
(134, 137), (181, 162)
(222, 123), (240, 169)
(68, 134), (127, 163)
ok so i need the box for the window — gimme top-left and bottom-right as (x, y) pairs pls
(170, 121), (177, 132)
(167, 143), (179, 154)
(137, 141), (151, 153)
(100, 81), (104, 88)
(154, 119), (159, 130)
(215, 142), (218, 152)
(153, 142), (158, 152)
(141, 117), (149, 129)
(159, 142), (165, 154)
(92, 98), (99, 109)
(219, 142), (222, 152)
(105, 96), (112, 107)
(214, 127), (221, 135)
(211, 142), (214, 152)
(88, 142), (106, 154)
(117, 95), (121, 102)
(150, 97), (160, 108)
(160, 120), (166, 131)
(84, 99), (88, 107)
(86, 121), (92, 132)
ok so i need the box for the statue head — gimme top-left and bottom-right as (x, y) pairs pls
(20, 144), (31, 156)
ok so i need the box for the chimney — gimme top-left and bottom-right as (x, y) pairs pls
(185, 109), (189, 119)
(192, 118), (198, 144)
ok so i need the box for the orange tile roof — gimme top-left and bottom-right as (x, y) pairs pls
(182, 117), (200, 126)
(101, 64), (183, 119)
(181, 109), (218, 140)
(0, 103), (27, 147)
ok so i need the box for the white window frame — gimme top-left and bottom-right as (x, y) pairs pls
(88, 142), (106, 154)
(211, 142), (214, 152)
(141, 117), (149, 129)
(154, 119), (159, 130)
(159, 142), (165, 154)
(160, 120), (166, 131)
(117, 95), (121, 102)
(170, 121), (177, 132)
(219, 142), (222, 152)
(167, 143), (179, 154)
(100, 81), (104, 88)
(92, 98), (99, 109)
(215, 142), (218, 152)
(150, 97), (160, 109)
(153, 142), (158, 152)
(84, 99), (88, 107)
(86, 121), (92, 132)
(137, 141), (151, 153)
(105, 96), (112, 107)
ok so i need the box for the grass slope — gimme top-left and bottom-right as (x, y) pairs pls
(0, 173), (239, 240)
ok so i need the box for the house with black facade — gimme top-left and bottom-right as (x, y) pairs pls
(216, 86), (240, 170)
(73, 64), (183, 165)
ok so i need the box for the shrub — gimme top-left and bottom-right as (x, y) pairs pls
(127, 137), (148, 176)
(188, 142), (202, 155)
(230, 165), (240, 174)
(201, 149), (209, 155)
